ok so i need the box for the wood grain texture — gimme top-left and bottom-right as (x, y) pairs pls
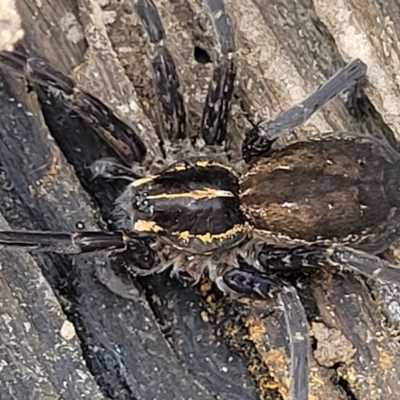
(1, 0), (400, 399)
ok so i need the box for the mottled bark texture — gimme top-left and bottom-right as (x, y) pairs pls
(1, 0), (400, 399)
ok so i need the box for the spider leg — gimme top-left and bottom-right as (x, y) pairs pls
(201, 0), (237, 145)
(220, 264), (309, 400)
(94, 258), (142, 300)
(0, 230), (156, 298)
(279, 285), (310, 400)
(258, 242), (400, 284)
(0, 51), (147, 165)
(135, 0), (187, 142)
(242, 58), (367, 162)
(90, 158), (142, 181)
(0, 230), (155, 270)
(258, 243), (325, 274)
(326, 245), (400, 285)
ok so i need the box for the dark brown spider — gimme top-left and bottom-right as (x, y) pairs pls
(1, 1), (400, 399)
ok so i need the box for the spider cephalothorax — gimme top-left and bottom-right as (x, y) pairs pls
(125, 160), (247, 254)
(2, 1), (400, 399)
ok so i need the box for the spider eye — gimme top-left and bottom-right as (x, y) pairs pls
(134, 193), (153, 214)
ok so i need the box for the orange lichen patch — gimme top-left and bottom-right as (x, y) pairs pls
(248, 362), (261, 376)
(248, 361), (286, 398)
(225, 324), (241, 338)
(28, 155), (63, 195)
(199, 280), (212, 294)
(259, 351), (290, 400)
(335, 341), (400, 399)
(378, 346), (395, 369)
(245, 316), (267, 345)
(206, 294), (215, 304)
(200, 311), (209, 323)
(45, 155), (62, 180)
(198, 280), (222, 317)
(245, 317), (291, 399)
(245, 316), (328, 400)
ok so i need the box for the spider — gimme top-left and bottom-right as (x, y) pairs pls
(2, 0), (400, 399)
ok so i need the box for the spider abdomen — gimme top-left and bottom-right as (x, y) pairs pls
(130, 161), (247, 254)
(240, 136), (400, 252)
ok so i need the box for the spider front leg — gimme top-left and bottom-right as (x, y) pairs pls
(135, 0), (187, 142)
(242, 58), (367, 162)
(219, 264), (309, 400)
(201, 0), (237, 145)
(0, 230), (156, 298)
(136, 0), (237, 147)
(0, 51), (147, 165)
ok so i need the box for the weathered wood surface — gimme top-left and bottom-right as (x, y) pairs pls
(0, 0), (24, 52)
(1, 0), (400, 399)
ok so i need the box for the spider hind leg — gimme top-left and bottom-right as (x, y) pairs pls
(242, 59), (367, 162)
(327, 245), (400, 284)
(218, 262), (310, 400)
(257, 243), (400, 285)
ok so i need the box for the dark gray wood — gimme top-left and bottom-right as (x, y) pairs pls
(1, 0), (400, 399)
